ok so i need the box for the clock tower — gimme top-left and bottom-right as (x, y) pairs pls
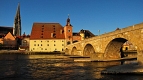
(64, 15), (73, 45)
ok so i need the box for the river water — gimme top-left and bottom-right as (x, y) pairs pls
(0, 54), (142, 80)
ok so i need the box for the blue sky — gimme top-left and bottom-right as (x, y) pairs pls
(0, 0), (143, 35)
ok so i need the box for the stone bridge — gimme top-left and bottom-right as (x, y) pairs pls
(65, 22), (143, 64)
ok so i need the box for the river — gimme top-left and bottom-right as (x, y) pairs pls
(0, 54), (142, 80)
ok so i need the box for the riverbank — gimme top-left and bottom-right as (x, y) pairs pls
(101, 62), (143, 74)
(0, 50), (65, 54)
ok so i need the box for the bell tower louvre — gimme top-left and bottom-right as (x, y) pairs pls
(13, 3), (21, 36)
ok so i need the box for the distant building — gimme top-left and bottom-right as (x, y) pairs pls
(0, 26), (13, 38)
(19, 32), (30, 51)
(122, 41), (137, 50)
(0, 32), (18, 50)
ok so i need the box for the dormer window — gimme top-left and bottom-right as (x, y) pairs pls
(53, 33), (56, 38)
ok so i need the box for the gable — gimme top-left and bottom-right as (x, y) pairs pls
(4, 32), (16, 40)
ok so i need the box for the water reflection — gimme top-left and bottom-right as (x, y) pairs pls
(0, 54), (141, 80)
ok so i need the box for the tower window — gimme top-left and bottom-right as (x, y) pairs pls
(68, 30), (70, 32)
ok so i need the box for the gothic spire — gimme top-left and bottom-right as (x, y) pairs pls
(13, 3), (21, 36)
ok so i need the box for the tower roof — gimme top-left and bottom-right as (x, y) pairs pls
(66, 14), (72, 26)
(13, 3), (21, 36)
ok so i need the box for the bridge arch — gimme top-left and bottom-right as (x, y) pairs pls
(103, 37), (138, 59)
(71, 47), (77, 55)
(83, 44), (95, 57)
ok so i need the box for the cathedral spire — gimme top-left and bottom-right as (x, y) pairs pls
(13, 3), (21, 36)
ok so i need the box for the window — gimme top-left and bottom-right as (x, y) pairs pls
(41, 44), (42, 46)
(62, 44), (64, 46)
(34, 44), (36, 46)
(41, 41), (42, 42)
(54, 41), (56, 42)
(47, 44), (49, 46)
(68, 30), (70, 32)
(67, 41), (70, 45)
(47, 41), (49, 42)
(38, 44), (39, 46)
(41, 48), (43, 50)
(33, 48), (35, 50)
(54, 44), (56, 46)
(34, 41), (36, 42)
(53, 33), (56, 38)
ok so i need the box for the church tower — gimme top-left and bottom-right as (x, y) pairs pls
(64, 14), (73, 45)
(13, 3), (21, 36)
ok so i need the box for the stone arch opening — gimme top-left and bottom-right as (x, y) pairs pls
(104, 38), (128, 59)
(65, 48), (69, 54)
(83, 44), (95, 57)
(71, 47), (77, 55)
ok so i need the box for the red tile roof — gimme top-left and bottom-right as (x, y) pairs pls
(30, 23), (65, 40)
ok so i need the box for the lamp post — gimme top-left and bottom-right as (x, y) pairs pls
(98, 30), (100, 36)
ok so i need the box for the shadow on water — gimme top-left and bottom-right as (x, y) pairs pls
(0, 54), (142, 80)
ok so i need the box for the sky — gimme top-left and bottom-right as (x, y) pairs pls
(0, 0), (143, 35)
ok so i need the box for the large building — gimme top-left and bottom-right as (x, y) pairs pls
(30, 16), (95, 52)
(30, 23), (65, 52)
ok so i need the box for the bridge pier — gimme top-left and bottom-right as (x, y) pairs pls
(137, 50), (143, 65)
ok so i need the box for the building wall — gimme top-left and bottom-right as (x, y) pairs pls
(64, 26), (73, 45)
(3, 32), (17, 46)
(0, 38), (3, 44)
(30, 39), (65, 52)
(73, 36), (81, 42)
(22, 37), (30, 46)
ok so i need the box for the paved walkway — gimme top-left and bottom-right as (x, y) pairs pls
(101, 62), (143, 74)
